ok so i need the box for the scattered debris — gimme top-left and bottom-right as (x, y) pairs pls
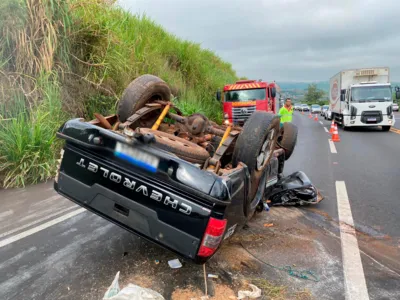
(154, 260), (160, 265)
(208, 274), (219, 279)
(237, 284), (262, 299)
(168, 259), (182, 269)
(264, 223), (274, 227)
(103, 271), (165, 300)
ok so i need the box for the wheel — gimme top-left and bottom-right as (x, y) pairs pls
(232, 111), (280, 218)
(139, 128), (210, 164)
(118, 75), (171, 123)
(277, 122), (298, 161)
(382, 126), (391, 131)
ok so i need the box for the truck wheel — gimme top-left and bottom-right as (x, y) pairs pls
(232, 112), (280, 172)
(232, 112), (280, 217)
(277, 122), (298, 160)
(382, 126), (391, 131)
(139, 128), (210, 165)
(118, 75), (171, 123)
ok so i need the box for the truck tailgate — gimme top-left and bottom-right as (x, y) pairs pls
(55, 143), (214, 260)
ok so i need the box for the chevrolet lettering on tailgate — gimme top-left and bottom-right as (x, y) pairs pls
(76, 158), (193, 215)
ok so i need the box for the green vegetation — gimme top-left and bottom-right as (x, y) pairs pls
(304, 83), (328, 105)
(0, 0), (238, 188)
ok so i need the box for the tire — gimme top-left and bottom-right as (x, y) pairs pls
(232, 112), (280, 217)
(232, 111), (280, 172)
(278, 122), (298, 160)
(382, 126), (391, 132)
(139, 128), (210, 164)
(118, 75), (171, 122)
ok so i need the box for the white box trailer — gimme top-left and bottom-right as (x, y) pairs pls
(329, 67), (397, 131)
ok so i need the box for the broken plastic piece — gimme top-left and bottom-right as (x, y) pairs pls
(268, 171), (323, 206)
(103, 271), (165, 300)
(168, 259), (182, 269)
(263, 223), (274, 227)
(237, 284), (262, 299)
(207, 274), (219, 279)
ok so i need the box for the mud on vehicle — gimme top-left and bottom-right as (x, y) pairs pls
(54, 74), (301, 263)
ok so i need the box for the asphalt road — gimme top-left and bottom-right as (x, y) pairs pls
(394, 111), (400, 129)
(287, 111), (400, 238)
(1, 112), (400, 299)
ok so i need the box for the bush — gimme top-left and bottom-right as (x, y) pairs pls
(0, 0), (238, 187)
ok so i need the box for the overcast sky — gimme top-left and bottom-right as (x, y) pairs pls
(118, 0), (400, 82)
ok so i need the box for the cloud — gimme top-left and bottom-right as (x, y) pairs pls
(118, 0), (400, 81)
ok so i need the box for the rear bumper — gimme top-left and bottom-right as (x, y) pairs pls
(55, 172), (206, 262)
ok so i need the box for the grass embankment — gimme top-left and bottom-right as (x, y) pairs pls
(0, 0), (238, 188)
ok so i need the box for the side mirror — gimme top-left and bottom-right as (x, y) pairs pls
(340, 94), (345, 102)
(271, 87), (277, 98)
(395, 86), (400, 100)
(216, 91), (221, 101)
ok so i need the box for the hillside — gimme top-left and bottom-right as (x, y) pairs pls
(0, 0), (238, 188)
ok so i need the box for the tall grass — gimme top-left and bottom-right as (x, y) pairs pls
(0, 0), (238, 188)
(0, 75), (64, 187)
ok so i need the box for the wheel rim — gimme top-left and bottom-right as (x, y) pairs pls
(256, 128), (275, 170)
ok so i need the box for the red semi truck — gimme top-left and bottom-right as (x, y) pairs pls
(217, 80), (280, 125)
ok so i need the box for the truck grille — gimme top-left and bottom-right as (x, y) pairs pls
(232, 105), (256, 123)
(360, 111), (382, 124)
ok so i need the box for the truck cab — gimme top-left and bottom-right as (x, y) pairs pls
(217, 80), (279, 126)
(330, 67), (399, 131)
(344, 82), (394, 128)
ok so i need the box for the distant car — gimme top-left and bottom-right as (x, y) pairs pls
(294, 103), (302, 111)
(324, 109), (332, 120)
(300, 104), (310, 112)
(393, 103), (399, 112)
(321, 105), (329, 116)
(311, 104), (321, 114)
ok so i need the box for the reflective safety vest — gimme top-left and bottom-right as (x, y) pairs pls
(278, 106), (293, 123)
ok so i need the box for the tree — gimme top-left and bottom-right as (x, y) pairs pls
(304, 83), (325, 104)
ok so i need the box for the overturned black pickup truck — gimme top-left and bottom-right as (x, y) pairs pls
(54, 75), (321, 263)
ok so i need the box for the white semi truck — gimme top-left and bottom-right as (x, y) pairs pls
(329, 67), (399, 131)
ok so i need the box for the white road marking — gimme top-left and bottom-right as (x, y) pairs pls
(319, 121), (323, 125)
(0, 205), (78, 239)
(329, 139), (337, 153)
(324, 127), (329, 133)
(336, 181), (370, 300)
(0, 208), (86, 248)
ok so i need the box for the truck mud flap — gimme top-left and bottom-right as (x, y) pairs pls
(56, 173), (201, 259)
(266, 171), (324, 206)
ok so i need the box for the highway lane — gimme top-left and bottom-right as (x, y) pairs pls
(394, 111), (400, 129)
(288, 111), (400, 238)
(286, 112), (400, 298)
(317, 113), (400, 238)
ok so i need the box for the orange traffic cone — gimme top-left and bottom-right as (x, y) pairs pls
(329, 120), (335, 134)
(332, 124), (340, 142)
(308, 113), (312, 119)
(301, 111), (304, 115)
(314, 114), (318, 121)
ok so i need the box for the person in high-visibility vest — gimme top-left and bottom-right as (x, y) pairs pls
(278, 98), (293, 126)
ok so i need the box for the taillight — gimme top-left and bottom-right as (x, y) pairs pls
(197, 217), (227, 257)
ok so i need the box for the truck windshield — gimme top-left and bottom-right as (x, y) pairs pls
(351, 86), (392, 102)
(224, 88), (266, 102)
